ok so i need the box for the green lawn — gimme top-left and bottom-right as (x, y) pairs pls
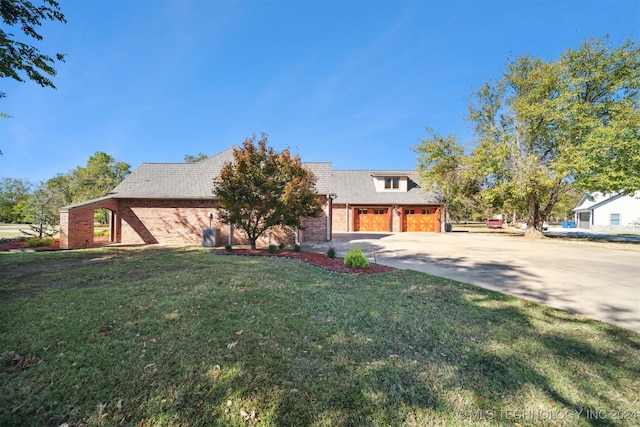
(1, 248), (638, 426)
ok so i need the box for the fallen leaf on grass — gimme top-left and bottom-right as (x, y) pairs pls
(235, 330), (243, 335)
(240, 408), (259, 422)
(97, 402), (107, 417)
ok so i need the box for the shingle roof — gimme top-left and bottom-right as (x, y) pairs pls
(331, 170), (444, 205)
(110, 147), (334, 199)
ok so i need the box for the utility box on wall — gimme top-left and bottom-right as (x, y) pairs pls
(202, 228), (220, 247)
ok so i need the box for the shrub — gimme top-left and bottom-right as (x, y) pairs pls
(293, 244), (301, 252)
(278, 243), (286, 250)
(344, 247), (369, 269)
(225, 245), (232, 252)
(26, 237), (54, 248)
(268, 244), (279, 253)
(326, 247), (336, 259)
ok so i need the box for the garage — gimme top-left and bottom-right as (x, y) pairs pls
(354, 208), (390, 231)
(402, 207), (439, 232)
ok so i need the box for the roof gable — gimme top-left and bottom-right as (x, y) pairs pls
(332, 170), (443, 204)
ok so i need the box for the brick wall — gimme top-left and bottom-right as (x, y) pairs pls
(62, 197), (330, 249)
(332, 204), (349, 232)
(60, 198), (120, 249)
(300, 195), (331, 241)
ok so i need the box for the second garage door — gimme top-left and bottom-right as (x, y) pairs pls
(403, 207), (438, 232)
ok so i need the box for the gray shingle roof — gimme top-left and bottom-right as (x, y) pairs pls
(110, 147), (334, 199)
(331, 170), (444, 205)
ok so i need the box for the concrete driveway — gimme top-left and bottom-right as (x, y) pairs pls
(305, 231), (640, 334)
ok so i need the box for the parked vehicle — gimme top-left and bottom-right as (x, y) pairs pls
(486, 218), (503, 229)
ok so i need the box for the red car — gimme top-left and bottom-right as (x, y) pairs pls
(486, 218), (503, 229)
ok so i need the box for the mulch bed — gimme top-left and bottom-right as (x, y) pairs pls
(0, 238), (394, 275)
(214, 249), (394, 274)
(0, 238), (61, 251)
(0, 236), (111, 252)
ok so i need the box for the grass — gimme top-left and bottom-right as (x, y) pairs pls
(1, 248), (639, 426)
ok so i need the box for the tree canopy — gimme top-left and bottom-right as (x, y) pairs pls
(184, 153), (208, 163)
(415, 37), (640, 238)
(1, 0), (66, 153)
(0, 177), (33, 223)
(0, 0), (66, 103)
(47, 151), (131, 206)
(213, 134), (322, 249)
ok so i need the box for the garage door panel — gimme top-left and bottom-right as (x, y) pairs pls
(354, 208), (389, 231)
(403, 208), (437, 232)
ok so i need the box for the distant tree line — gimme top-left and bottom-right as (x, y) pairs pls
(0, 152), (131, 236)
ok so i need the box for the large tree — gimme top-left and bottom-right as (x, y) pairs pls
(0, 177), (33, 223)
(1, 0), (66, 124)
(213, 134), (322, 249)
(47, 152), (131, 205)
(47, 152), (131, 223)
(415, 37), (639, 238)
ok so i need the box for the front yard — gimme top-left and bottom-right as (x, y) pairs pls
(1, 248), (638, 426)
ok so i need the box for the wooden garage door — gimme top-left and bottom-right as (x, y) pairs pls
(403, 208), (437, 232)
(354, 208), (390, 231)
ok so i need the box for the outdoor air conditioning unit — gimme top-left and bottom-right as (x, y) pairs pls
(202, 227), (220, 247)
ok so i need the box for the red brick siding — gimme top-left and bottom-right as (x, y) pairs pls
(332, 204), (348, 232)
(300, 195), (331, 241)
(60, 198), (120, 249)
(62, 197), (330, 249)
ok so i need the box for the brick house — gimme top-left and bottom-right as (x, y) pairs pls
(59, 147), (445, 249)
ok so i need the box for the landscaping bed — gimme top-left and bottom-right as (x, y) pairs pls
(214, 248), (394, 274)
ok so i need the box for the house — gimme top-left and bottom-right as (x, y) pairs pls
(59, 147), (446, 249)
(331, 170), (446, 233)
(573, 191), (640, 230)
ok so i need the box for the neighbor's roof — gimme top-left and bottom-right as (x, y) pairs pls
(572, 192), (621, 212)
(110, 147), (334, 199)
(331, 170), (445, 205)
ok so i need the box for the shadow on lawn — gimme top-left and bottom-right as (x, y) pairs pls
(130, 256), (638, 426)
(2, 248), (638, 426)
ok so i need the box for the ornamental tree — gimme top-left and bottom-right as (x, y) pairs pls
(415, 37), (639, 238)
(213, 134), (322, 249)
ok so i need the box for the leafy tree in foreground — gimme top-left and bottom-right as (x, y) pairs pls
(213, 134), (322, 249)
(415, 37), (640, 238)
(0, 0), (66, 152)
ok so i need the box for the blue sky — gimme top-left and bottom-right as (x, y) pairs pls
(1, 0), (638, 183)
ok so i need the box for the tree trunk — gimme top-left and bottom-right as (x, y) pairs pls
(524, 192), (544, 239)
(250, 239), (257, 250)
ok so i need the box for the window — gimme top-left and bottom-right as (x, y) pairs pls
(384, 177), (400, 189)
(610, 213), (620, 225)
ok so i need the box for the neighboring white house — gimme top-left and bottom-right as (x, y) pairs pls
(573, 191), (640, 230)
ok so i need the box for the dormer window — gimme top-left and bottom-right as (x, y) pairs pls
(384, 177), (400, 189)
